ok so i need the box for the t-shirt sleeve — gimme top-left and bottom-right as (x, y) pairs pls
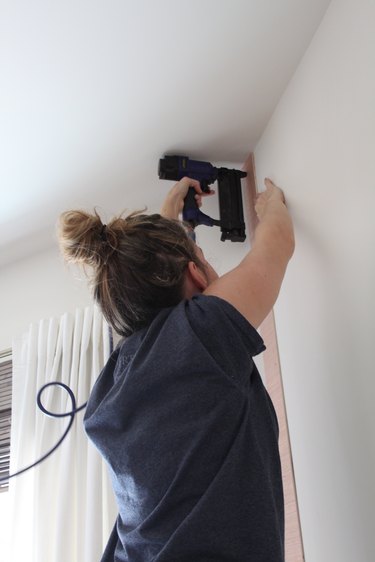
(182, 294), (266, 393)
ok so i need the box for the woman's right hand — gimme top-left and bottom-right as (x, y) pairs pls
(255, 178), (286, 221)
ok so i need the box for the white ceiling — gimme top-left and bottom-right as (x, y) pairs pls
(1, 0), (331, 266)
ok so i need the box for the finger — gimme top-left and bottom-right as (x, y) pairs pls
(264, 177), (275, 189)
(194, 194), (203, 207)
(201, 188), (215, 196)
(180, 177), (202, 194)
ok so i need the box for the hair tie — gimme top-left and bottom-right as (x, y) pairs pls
(100, 224), (107, 242)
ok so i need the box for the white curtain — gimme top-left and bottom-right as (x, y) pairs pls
(9, 306), (118, 562)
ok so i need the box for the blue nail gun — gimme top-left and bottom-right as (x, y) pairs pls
(158, 155), (247, 242)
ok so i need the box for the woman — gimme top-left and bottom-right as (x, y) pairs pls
(58, 176), (294, 562)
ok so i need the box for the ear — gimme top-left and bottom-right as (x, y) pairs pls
(186, 261), (208, 292)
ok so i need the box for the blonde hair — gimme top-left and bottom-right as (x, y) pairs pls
(57, 209), (204, 336)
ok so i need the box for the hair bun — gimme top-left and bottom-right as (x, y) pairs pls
(58, 209), (111, 267)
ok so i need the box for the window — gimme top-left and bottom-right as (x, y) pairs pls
(0, 350), (12, 562)
(0, 350), (12, 493)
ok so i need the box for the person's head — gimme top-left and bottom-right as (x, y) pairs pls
(58, 209), (218, 336)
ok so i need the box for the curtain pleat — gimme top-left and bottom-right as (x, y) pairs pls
(9, 306), (117, 562)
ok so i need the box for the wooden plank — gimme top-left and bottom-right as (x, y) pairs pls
(242, 153), (305, 562)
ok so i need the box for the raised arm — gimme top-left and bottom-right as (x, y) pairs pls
(204, 178), (295, 329)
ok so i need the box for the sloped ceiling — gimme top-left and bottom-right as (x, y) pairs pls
(1, 0), (331, 266)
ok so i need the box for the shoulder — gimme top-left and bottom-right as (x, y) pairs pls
(178, 294), (266, 359)
(117, 295), (265, 380)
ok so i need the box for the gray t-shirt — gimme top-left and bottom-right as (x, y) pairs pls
(84, 295), (284, 561)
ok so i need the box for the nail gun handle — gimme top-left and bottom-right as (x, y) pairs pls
(183, 186), (216, 228)
(183, 187), (199, 227)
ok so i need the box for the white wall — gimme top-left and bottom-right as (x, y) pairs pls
(0, 246), (92, 350)
(254, 1), (375, 560)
